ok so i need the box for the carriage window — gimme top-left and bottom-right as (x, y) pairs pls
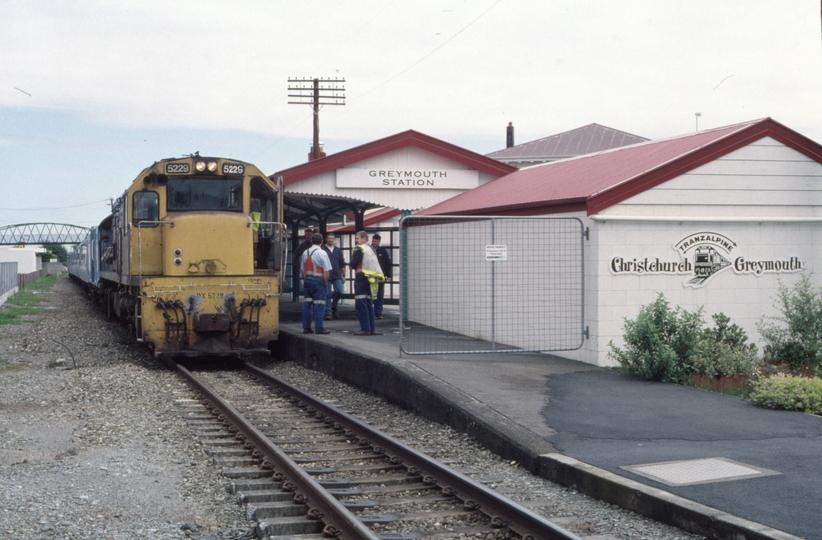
(133, 191), (159, 226)
(167, 177), (243, 212)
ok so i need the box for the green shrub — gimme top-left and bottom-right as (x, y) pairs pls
(757, 274), (822, 372)
(610, 298), (760, 384)
(691, 313), (760, 379)
(608, 294), (704, 383)
(749, 374), (822, 414)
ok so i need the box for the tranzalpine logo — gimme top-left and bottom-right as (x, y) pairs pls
(675, 233), (735, 286)
(610, 232), (802, 289)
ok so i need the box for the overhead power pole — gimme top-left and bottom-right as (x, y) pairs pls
(288, 77), (346, 161)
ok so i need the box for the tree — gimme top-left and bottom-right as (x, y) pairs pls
(43, 244), (69, 264)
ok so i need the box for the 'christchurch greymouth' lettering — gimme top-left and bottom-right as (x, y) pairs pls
(611, 232), (802, 288)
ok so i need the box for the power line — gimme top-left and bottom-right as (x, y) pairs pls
(252, 0), (504, 161)
(0, 198), (111, 211)
(352, 0), (506, 101)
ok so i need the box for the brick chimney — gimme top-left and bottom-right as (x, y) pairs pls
(506, 122), (514, 148)
(308, 142), (327, 161)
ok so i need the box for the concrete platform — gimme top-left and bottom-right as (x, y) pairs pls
(276, 298), (819, 539)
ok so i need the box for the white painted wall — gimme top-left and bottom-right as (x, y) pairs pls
(571, 220), (818, 366)
(602, 137), (822, 218)
(0, 247), (44, 274)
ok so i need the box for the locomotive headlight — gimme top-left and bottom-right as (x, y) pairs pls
(195, 160), (206, 172)
(207, 160), (218, 172)
(174, 258), (182, 266)
(174, 248), (182, 256)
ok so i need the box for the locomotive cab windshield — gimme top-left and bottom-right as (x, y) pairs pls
(167, 177), (243, 212)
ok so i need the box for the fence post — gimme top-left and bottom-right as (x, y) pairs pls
(400, 210), (411, 322)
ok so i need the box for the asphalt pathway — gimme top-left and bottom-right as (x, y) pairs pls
(542, 369), (822, 538)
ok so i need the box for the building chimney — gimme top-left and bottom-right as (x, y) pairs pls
(308, 142), (326, 162)
(506, 122), (514, 148)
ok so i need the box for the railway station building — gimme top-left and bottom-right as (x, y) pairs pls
(272, 124), (647, 302)
(417, 118), (822, 366)
(272, 130), (516, 299)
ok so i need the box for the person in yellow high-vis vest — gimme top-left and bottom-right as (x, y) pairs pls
(349, 231), (383, 335)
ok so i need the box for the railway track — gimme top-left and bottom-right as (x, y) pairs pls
(168, 360), (584, 540)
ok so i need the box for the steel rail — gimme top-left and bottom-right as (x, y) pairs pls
(244, 362), (584, 540)
(170, 361), (380, 540)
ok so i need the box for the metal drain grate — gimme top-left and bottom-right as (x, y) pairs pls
(621, 457), (779, 486)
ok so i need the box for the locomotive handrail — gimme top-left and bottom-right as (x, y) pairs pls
(252, 221), (287, 291)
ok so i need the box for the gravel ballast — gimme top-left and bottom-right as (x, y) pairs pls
(0, 278), (701, 539)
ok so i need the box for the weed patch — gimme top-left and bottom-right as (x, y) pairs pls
(0, 274), (60, 325)
(26, 273), (58, 291)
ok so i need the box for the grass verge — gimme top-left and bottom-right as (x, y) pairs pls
(0, 274), (60, 326)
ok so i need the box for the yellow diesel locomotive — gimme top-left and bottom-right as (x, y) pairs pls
(70, 155), (285, 357)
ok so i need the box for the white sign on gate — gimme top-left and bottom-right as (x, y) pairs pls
(485, 245), (507, 261)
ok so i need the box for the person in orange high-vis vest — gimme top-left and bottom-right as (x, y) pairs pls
(300, 233), (332, 334)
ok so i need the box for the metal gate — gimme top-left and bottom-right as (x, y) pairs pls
(400, 215), (585, 355)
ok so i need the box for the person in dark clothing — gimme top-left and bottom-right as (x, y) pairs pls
(322, 232), (346, 319)
(371, 234), (392, 318)
(294, 228), (314, 262)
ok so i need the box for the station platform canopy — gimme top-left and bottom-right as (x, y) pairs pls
(271, 129), (516, 237)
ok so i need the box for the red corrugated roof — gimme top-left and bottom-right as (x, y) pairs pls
(272, 129), (516, 185)
(418, 118), (822, 217)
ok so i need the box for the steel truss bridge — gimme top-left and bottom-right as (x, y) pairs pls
(0, 223), (90, 245)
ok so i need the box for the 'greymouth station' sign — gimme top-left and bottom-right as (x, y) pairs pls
(610, 232), (802, 288)
(337, 168), (480, 190)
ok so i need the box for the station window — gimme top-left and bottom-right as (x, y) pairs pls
(133, 191), (159, 226)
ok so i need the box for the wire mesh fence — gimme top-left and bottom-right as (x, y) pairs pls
(400, 215), (584, 355)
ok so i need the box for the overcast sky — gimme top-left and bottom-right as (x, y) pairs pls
(1, 0), (820, 228)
